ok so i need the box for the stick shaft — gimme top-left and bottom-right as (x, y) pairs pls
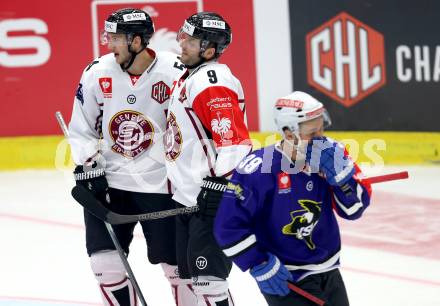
(105, 223), (148, 306)
(55, 111), (148, 306)
(364, 171), (409, 184)
(72, 185), (198, 225)
(55, 111), (70, 138)
(287, 283), (325, 305)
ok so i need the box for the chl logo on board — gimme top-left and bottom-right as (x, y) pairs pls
(306, 12), (386, 107)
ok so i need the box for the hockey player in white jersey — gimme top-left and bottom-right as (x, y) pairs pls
(68, 8), (189, 306)
(164, 12), (252, 306)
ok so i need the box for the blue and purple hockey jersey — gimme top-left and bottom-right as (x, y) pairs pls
(214, 143), (372, 282)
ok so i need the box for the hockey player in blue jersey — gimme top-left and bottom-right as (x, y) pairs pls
(214, 91), (372, 306)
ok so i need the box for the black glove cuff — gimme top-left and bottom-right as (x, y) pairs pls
(201, 176), (228, 192)
(73, 163), (105, 181)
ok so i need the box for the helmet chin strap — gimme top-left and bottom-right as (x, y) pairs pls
(184, 40), (213, 69)
(120, 35), (147, 72)
(121, 47), (145, 72)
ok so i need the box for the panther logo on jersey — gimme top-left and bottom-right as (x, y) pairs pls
(282, 200), (322, 250)
(109, 110), (154, 158)
(164, 112), (182, 161)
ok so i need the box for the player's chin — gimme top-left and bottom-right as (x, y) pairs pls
(114, 54), (124, 64)
(180, 54), (193, 65)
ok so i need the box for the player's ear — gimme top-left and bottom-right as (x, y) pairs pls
(202, 47), (216, 60)
(132, 35), (143, 49)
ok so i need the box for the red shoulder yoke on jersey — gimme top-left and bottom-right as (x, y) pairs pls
(192, 86), (249, 148)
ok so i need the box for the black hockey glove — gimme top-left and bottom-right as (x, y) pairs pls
(73, 161), (109, 204)
(197, 176), (229, 218)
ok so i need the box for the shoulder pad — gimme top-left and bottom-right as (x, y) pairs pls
(188, 63), (236, 97)
(235, 152), (264, 175)
(156, 51), (185, 71)
(85, 59), (100, 72)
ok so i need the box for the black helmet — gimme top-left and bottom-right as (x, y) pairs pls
(180, 12), (232, 55)
(104, 8), (154, 46)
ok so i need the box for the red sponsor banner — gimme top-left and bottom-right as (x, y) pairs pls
(0, 0), (258, 136)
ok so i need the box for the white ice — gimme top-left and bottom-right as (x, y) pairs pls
(0, 165), (439, 306)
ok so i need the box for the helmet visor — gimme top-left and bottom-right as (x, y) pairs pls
(176, 29), (200, 50)
(297, 109), (331, 137)
(100, 31), (128, 46)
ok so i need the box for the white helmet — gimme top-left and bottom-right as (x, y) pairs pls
(273, 91), (331, 135)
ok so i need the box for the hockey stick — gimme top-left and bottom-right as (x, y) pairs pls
(287, 282), (325, 306)
(284, 170), (409, 306)
(361, 171), (409, 184)
(71, 170), (409, 226)
(72, 184), (199, 224)
(55, 111), (148, 306)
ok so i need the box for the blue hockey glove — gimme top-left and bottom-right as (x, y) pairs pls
(250, 253), (293, 296)
(307, 136), (355, 186)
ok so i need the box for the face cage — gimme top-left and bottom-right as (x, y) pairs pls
(101, 31), (150, 48)
(100, 31), (130, 46)
(176, 30), (201, 50)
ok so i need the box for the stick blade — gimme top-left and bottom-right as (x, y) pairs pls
(71, 185), (110, 221)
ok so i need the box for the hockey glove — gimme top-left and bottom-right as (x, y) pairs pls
(250, 253), (293, 297)
(196, 176), (228, 217)
(73, 160), (109, 203)
(307, 136), (355, 186)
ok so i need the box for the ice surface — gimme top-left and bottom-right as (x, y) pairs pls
(0, 165), (439, 305)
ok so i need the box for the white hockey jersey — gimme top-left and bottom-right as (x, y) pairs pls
(69, 50), (184, 193)
(164, 61), (252, 207)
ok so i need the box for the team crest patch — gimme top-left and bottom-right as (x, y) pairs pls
(278, 172), (291, 194)
(164, 112), (182, 161)
(109, 110), (154, 158)
(99, 77), (112, 98)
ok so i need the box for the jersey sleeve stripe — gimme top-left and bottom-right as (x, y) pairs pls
(184, 107), (216, 176)
(333, 162), (355, 184)
(222, 234), (257, 257)
(332, 184), (364, 216)
(285, 251), (340, 271)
